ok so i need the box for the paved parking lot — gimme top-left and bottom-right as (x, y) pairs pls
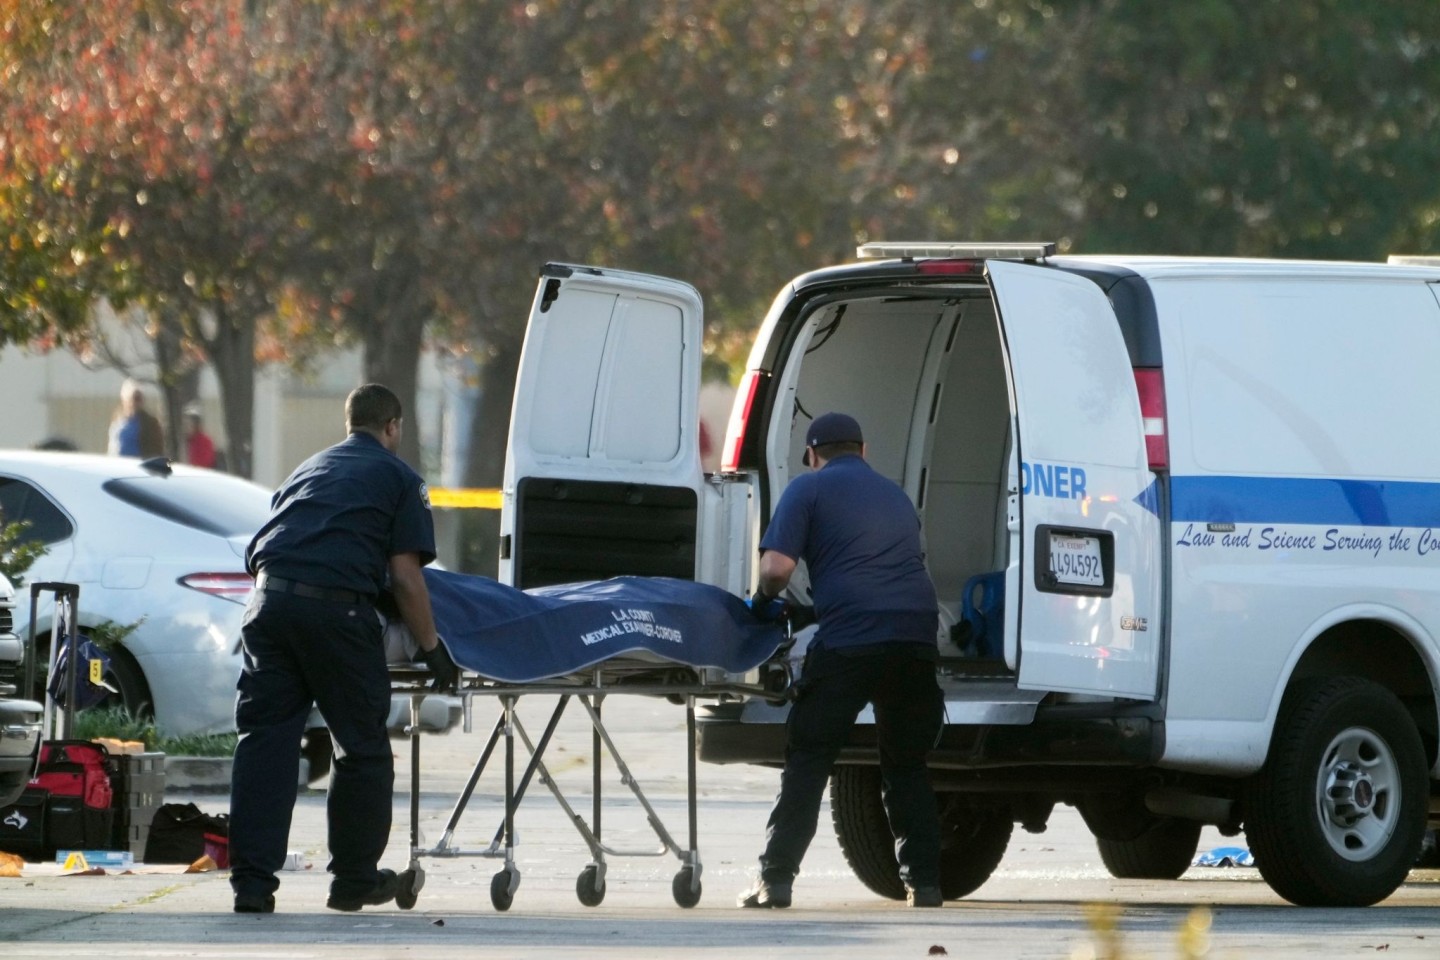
(3, 696), (1439, 958)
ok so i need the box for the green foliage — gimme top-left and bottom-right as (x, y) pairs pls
(70, 705), (159, 749)
(0, 518), (45, 588)
(155, 731), (238, 758)
(69, 705), (238, 756)
(85, 618), (146, 653)
(1038, 0), (1440, 257)
(3, 0), (1439, 486)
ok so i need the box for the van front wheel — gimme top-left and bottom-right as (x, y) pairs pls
(1245, 677), (1427, 906)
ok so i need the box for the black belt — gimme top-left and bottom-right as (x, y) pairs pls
(256, 574), (365, 605)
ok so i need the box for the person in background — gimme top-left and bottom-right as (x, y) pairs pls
(737, 412), (945, 910)
(228, 383), (459, 915)
(183, 405), (218, 469)
(106, 379), (165, 458)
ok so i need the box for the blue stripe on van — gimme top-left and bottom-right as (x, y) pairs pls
(1168, 476), (1440, 528)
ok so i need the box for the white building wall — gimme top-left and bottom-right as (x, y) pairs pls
(0, 319), (448, 490)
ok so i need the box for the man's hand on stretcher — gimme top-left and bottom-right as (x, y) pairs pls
(390, 551), (460, 693)
(419, 641), (460, 693)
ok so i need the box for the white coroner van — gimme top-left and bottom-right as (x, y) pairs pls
(500, 243), (1440, 907)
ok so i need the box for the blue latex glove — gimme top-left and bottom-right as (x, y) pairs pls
(746, 592), (788, 622)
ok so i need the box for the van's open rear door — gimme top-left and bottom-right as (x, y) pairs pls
(501, 264), (706, 588)
(988, 260), (1162, 700)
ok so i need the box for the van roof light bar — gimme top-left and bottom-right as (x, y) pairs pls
(856, 241), (1056, 261)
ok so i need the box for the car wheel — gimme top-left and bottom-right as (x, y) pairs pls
(101, 646), (154, 720)
(830, 766), (1010, 901)
(302, 727), (333, 785)
(1245, 677), (1428, 906)
(30, 633), (153, 720)
(1095, 817), (1202, 880)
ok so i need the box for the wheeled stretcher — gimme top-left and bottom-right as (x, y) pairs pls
(387, 571), (789, 911)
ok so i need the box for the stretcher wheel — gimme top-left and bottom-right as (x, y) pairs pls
(490, 868), (517, 911)
(395, 867), (424, 910)
(672, 866), (701, 908)
(576, 865), (606, 907)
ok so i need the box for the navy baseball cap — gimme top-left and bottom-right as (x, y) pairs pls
(803, 412), (863, 465)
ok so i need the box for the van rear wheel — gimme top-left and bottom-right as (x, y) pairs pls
(830, 766), (1010, 901)
(1095, 818), (1202, 880)
(1244, 677), (1427, 906)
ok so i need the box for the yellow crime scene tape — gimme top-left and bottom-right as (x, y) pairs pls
(428, 487), (503, 510)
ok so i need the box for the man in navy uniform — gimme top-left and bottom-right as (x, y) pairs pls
(738, 412), (944, 909)
(229, 384), (458, 914)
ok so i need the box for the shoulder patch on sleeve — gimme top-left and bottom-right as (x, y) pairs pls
(418, 481), (432, 509)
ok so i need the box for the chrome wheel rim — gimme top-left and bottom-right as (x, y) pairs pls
(1315, 726), (1399, 862)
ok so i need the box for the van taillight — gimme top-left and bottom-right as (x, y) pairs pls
(722, 370), (761, 472)
(915, 260), (985, 276)
(1133, 367), (1168, 469)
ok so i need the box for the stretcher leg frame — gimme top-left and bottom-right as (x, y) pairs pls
(394, 674), (743, 911)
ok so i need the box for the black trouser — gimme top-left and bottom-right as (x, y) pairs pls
(759, 644), (944, 888)
(229, 590), (393, 900)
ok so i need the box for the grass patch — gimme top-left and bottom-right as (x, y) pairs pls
(68, 706), (237, 757)
(158, 731), (238, 757)
(70, 706), (159, 749)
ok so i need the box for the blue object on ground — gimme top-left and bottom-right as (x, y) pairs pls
(1194, 845), (1254, 867)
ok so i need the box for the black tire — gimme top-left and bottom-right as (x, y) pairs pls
(672, 866), (701, 908)
(395, 868), (424, 910)
(490, 869), (516, 911)
(831, 766), (1011, 901)
(30, 634), (153, 720)
(101, 646), (153, 719)
(936, 795), (1012, 900)
(832, 766), (906, 899)
(1244, 677), (1428, 906)
(1416, 830), (1440, 868)
(1096, 818), (1202, 880)
(302, 728), (334, 786)
(1076, 792), (1152, 843)
(576, 865), (606, 907)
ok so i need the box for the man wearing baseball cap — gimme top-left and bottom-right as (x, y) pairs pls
(738, 412), (944, 909)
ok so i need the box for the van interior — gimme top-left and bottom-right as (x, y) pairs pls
(772, 289), (1014, 669)
(508, 283), (1017, 672)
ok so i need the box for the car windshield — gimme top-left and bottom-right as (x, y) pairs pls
(102, 475), (273, 538)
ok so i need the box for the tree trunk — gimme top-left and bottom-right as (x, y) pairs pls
(454, 334), (520, 577)
(361, 308), (425, 471)
(153, 307), (199, 463)
(356, 253), (428, 471)
(205, 302), (257, 479)
(462, 334), (519, 490)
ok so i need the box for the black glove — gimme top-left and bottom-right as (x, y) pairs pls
(419, 640), (460, 693)
(786, 602), (817, 630)
(746, 591), (787, 623)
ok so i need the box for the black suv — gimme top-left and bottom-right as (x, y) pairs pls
(0, 574), (42, 807)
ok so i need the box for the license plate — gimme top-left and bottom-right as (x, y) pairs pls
(1048, 533), (1104, 586)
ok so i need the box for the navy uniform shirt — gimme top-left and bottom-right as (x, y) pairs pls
(246, 432), (436, 597)
(760, 453), (938, 651)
